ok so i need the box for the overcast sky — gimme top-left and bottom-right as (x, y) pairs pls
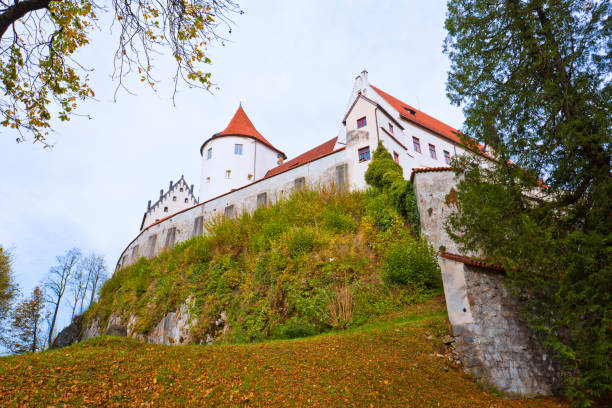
(0, 0), (464, 332)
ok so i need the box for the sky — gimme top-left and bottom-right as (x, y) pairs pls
(0, 0), (464, 334)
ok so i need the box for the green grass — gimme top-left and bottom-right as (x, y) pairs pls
(0, 299), (567, 407)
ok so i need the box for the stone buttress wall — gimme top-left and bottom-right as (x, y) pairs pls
(413, 169), (558, 396)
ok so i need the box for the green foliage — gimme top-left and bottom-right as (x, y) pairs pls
(364, 141), (403, 189)
(7, 286), (45, 354)
(0, 246), (16, 326)
(445, 1), (612, 404)
(382, 240), (441, 289)
(88, 186), (440, 345)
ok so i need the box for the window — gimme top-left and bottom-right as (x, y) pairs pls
(224, 204), (235, 218)
(207, 148), (212, 159)
(193, 216), (203, 237)
(147, 235), (157, 258)
(357, 116), (367, 128)
(184, 198), (189, 203)
(225, 170), (231, 179)
(294, 177), (305, 190)
(165, 227), (176, 248)
(444, 150), (451, 165)
(206, 177), (211, 183)
(257, 192), (267, 208)
(248, 174), (253, 180)
(163, 206), (168, 213)
(335, 164), (347, 190)
(393, 151), (399, 163)
(172, 196), (177, 201)
(180, 188), (184, 192)
(429, 144), (437, 160)
(131, 245), (140, 262)
(389, 123), (394, 134)
(234, 144), (243, 155)
(358, 146), (371, 162)
(413, 137), (421, 153)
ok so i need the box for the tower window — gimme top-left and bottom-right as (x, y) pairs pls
(234, 144), (243, 155)
(184, 198), (189, 203)
(413, 137), (421, 153)
(164, 207), (168, 213)
(172, 196), (177, 201)
(225, 170), (231, 179)
(357, 117), (367, 128)
(444, 150), (451, 165)
(179, 187), (183, 192)
(207, 148), (212, 159)
(206, 177), (211, 183)
(389, 123), (394, 133)
(429, 144), (437, 160)
(358, 146), (371, 162)
(393, 151), (399, 163)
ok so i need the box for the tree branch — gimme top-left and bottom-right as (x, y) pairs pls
(0, 0), (50, 40)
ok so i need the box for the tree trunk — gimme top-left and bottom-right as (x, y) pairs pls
(31, 316), (38, 353)
(0, 0), (51, 40)
(47, 300), (60, 347)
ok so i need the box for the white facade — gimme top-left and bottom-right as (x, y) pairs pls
(120, 71), (487, 270)
(200, 135), (280, 203)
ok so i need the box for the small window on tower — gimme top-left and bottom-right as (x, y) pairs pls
(234, 144), (243, 155)
(184, 198), (189, 203)
(207, 148), (212, 159)
(357, 117), (367, 128)
(358, 146), (371, 162)
(389, 123), (394, 134)
(172, 196), (177, 201)
(180, 188), (184, 192)
(444, 150), (451, 165)
(225, 170), (231, 179)
(206, 177), (211, 183)
(248, 174), (253, 180)
(393, 151), (399, 163)
(164, 207), (168, 213)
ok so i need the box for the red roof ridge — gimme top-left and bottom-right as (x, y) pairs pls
(409, 166), (453, 181)
(265, 137), (340, 178)
(439, 251), (505, 273)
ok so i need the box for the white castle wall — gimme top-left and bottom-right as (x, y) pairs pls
(200, 136), (280, 203)
(116, 148), (347, 270)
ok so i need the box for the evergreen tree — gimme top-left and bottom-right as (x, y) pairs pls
(444, 1), (611, 405)
(8, 286), (45, 354)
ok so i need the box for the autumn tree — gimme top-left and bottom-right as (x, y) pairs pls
(444, 0), (611, 405)
(83, 252), (107, 310)
(0, 246), (18, 348)
(44, 247), (81, 347)
(0, 0), (240, 146)
(7, 286), (45, 354)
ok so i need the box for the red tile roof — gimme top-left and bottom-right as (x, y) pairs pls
(201, 106), (285, 157)
(265, 137), (341, 178)
(439, 251), (505, 273)
(409, 167), (453, 181)
(371, 85), (464, 145)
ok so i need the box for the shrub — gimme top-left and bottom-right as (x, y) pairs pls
(321, 206), (357, 233)
(287, 227), (316, 257)
(364, 141), (403, 189)
(382, 239), (441, 289)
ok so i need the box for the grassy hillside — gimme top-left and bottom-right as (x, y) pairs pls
(0, 300), (567, 407)
(88, 187), (442, 343)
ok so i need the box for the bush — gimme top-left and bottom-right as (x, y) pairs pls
(382, 239), (441, 289)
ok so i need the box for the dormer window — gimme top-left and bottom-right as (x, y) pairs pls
(357, 117), (367, 128)
(207, 148), (212, 160)
(404, 107), (416, 115)
(225, 170), (231, 179)
(234, 144), (243, 155)
(389, 123), (394, 134)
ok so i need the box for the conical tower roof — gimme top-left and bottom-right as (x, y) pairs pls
(200, 106), (285, 157)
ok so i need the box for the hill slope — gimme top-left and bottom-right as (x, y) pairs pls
(0, 300), (567, 407)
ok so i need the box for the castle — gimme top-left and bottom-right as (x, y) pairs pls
(134, 70), (471, 239)
(112, 71), (559, 396)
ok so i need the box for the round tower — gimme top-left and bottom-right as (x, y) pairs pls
(199, 106), (286, 203)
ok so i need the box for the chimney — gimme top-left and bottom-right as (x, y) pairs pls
(160, 189), (164, 199)
(147, 200), (151, 211)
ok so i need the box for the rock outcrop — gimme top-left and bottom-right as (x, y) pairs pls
(50, 315), (84, 349)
